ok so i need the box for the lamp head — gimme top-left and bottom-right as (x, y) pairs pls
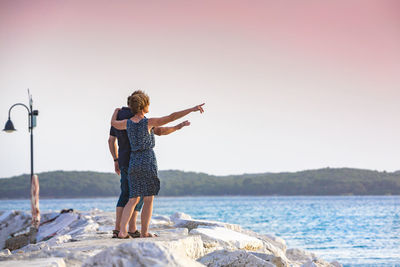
(3, 119), (16, 133)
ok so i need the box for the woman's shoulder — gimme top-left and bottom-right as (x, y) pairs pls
(129, 117), (148, 124)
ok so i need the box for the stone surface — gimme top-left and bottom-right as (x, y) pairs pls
(0, 211), (31, 249)
(286, 248), (318, 263)
(172, 212), (242, 232)
(36, 213), (79, 242)
(330, 260), (343, 267)
(170, 212), (192, 222)
(161, 227), (189, 236)
(239, 228), (288, 259)
(287, 248), (335, 267)
(190, 226), (264, 251)
(198, 249), (275, 267)
(83, 238), (204, 267)
(250, 252), (290, 267)
(0, 210), (341, 267)
(0, 257), (66, 267)
(0, 248), (11, 256)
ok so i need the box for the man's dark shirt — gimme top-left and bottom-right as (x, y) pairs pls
(110, 107), (133, 168)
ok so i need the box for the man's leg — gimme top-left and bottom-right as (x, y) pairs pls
(115, 167), (129, 232)
(115, 207), (124, 231)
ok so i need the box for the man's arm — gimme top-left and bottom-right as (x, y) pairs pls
(153, 120), (191, 136)
(108, 135), (120, 175)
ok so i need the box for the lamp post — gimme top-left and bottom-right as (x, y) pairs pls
(3, 90), (40, 232)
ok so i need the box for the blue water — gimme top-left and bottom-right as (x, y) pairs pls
(0, 196), (399, 266)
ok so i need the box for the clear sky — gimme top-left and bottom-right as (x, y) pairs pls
(0, 0), (399, 178)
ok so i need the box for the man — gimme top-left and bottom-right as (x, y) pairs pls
(108, 90), (190, 238)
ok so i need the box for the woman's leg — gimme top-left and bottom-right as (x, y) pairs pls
(128, 196), (145, 232)
(119, 197), (139, 237)
(141, 195), (154, 237)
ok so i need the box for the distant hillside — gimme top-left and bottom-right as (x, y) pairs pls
(0, 168), (399, 199)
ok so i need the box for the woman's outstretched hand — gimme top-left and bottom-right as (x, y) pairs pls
(191, 103), (205, 113)
(176, 120), (191, 130)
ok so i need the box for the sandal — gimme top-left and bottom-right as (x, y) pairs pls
(128, 230), (141, 238)
(117, 234), (131, 239)
(141, 232), (159, 238)
(112, 230), (120, 238)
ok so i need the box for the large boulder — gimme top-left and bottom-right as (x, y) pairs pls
(0, 211), (31, 249)
(190, 226), (264, 251)
(151, 215), (172, 226)
(286, 248), (335, 267)
(170, 212), (192, 222)
(239, 229), (288, 260)
(171, 213), (242, 232)
(250, 252), (290, 267)
(36, 213), (79, 242)
(0, 257), (66, 267)
(83, 239), (204, 267)
(198, 249), (275, 267)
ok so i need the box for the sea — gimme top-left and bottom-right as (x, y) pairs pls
(0, 196), (399, 266)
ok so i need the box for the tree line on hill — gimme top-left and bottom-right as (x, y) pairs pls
(0, 168), (399, 199)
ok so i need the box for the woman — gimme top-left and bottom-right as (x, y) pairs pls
(111, 92), (204, 238)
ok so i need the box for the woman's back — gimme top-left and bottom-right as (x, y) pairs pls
(126, 118), (155, 152)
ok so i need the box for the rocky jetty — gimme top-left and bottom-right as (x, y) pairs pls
(0, 210), (342, 267)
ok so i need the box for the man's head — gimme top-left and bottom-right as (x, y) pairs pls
(128, 91), (150, 114)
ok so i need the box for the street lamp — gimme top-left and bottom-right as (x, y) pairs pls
(3, 90), (40, 232)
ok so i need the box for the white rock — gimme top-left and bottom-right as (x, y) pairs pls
(0, 211), (13, 223)
(45, 234), (72, 246)
(97, 225), (113, 233)
(258, 238), (288, 261)
(287, 249), (333, 267)
(170, 212), (242, 233)
(250, 252), (290, 267)
(150, 216), (173, 227)
(198, 249), (275, 267)
(0, 211), (31, 249)
(263, 234), (287, 252)
(170, 212), (192, 222)
(0, 257), (66, 267)
(175, 218), (242, 232)
(88, 208), (103, 215)
(286, 248), (318, 263)
(17, 243), (50, 253)
(0, 248), (11, 256)
(0, 210), (340, 267)
(36, 213), (79, 242)
(302, 260), (318, 267)
(83, 240), (204, 267)
(153, 215), (172, 223)
(190, 226), (263, 251)
(162, 234), (205, 259)
(330, 260), (342, 267)
(161, 227), (189, 235)
(238, 229), (288, 259)
(301, 258), (333, 267)
(65, 217), (99, 238)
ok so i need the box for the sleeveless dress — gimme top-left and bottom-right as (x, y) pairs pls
(126, 118), (160, 197)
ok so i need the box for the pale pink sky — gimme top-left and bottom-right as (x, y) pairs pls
(0, 0), (399, 177)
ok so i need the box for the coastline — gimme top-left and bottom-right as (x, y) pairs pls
(0, 209), (342, 267)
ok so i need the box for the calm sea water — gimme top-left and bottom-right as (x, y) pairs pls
(0, 196), (399, 266)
